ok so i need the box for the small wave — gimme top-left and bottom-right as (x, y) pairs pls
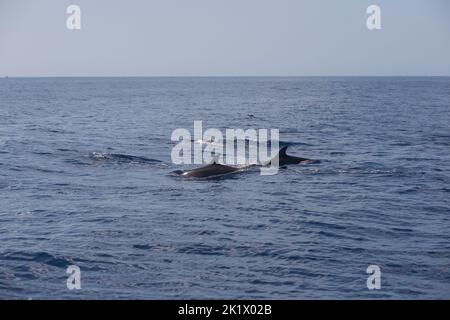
(292, 166), (403, 176)
(177, 244), (226, 256)
(0, 251), (75, 269)
(132, 244), (152, 250)
(343, 162), (401, 175)
(57, 148), (75, 152)
(329, 151), (346, 156)
(339, 168), (399, 175)
(89, 152), (162, 164)
(32, 151), (53, 156)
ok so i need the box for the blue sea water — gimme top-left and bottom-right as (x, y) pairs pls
(0, 77), (449, 299)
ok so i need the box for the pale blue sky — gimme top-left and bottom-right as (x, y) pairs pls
(1, 0), (449, 76)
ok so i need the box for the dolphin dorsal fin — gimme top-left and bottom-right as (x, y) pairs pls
(278, 146), (289, 157)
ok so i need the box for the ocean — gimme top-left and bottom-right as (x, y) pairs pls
(0, 77), (449, 299)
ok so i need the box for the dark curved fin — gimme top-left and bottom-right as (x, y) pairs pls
(278, 146), (289, 157)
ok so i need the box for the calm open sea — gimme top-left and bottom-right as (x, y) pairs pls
(0, 77), (449, 299)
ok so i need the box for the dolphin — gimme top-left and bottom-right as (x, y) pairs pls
(171, 161), (245, 179)
(266, 146), (315, 166)
(172, 146), (315, 179)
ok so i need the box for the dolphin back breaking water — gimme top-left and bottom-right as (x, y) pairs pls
(171, 145), (317, 179)
(171, 161), (246, 179)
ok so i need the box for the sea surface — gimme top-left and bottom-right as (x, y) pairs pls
(0, 77), (449, 299)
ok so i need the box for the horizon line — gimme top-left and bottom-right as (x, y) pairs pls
(2, 75), (450, 78)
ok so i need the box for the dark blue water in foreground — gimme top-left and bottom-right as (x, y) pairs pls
(1, 77), (449, 299)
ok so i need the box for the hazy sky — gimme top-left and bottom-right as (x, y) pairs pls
(1, 0), (449, 76)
